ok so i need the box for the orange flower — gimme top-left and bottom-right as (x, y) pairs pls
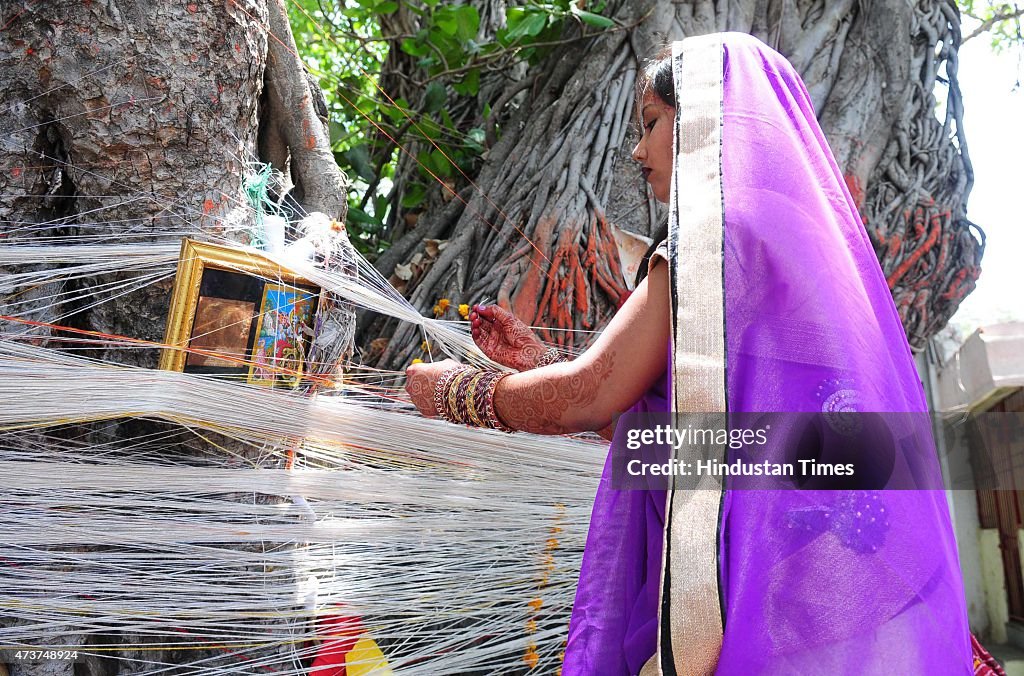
(458, 303), (470, 318)
(432, 298), (451, 317)
(523, 644), (539, 669)
(411, 358), (423, 365)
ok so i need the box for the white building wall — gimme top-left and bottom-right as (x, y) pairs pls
(917, 350), (990, 636)
(923, 322), (1024, 644)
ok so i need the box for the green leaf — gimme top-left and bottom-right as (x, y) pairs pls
(418, 117), (442, 140)
(375, 0), (398, 14)
(571, 8), (615, 28)
(452, 68), (480, 96)
(467, 127), (486, 152)
(417, 149), (452, 179)
(401, 183), (427, 209)
(347, 206), (384, 232)
(424, 82), (447, 113)
(416, 151), (434, 178)
(424, 29), (459, 63)
(430, 149), (453, 178)
(435, 8), (458, 36)
(519, 46), (538, 64)
(454, 5), (480, 41)
(434, 5), (478, 39)
(384, 104), (404, 124)
(400, 36), (428, 57)
(385, 98), (411, 123)
(440, 107), (455, 130)
(506, 11), (548, 40)
(328, 120), (347, 146)
(523, 13), (549, 36)
(506, 6), (527, 23)
(343, 145), (376, 183)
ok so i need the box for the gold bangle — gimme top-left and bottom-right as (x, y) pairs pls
(465, 371), (488, 427)
(446, 369), (470, 424)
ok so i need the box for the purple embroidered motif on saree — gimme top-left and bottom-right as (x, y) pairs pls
(564, 33), (971, 674)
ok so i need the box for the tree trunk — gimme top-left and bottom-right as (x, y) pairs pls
(0, 1), (350, 672)
(370, 0), (981, 368)
(1, 0), (269, 362)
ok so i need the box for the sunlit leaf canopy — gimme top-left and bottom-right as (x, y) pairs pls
(287, 0), (615, 256)
(960, 0), (1024, 48)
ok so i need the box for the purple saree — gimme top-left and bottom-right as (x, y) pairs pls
(565, 351), (671, 674)
(564, 33), (971, 674)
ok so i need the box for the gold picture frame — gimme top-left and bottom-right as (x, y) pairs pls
(160, 239), (321, 388)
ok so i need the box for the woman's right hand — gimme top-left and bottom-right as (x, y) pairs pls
(405, 358), (460, 417)
(469, 304), (547, 372)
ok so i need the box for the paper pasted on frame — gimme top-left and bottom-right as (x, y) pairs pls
(247, 283), (317, 388)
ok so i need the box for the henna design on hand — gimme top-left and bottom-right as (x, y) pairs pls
(404, 359), (459, 417)
(493, 351), (615, 434)
(470, 304), (547, 371)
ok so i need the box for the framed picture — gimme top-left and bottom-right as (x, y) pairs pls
(160, 239), (321, 388)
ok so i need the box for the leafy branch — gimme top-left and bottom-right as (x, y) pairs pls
(287, 0), (619, 258)
(959, 0), (1024, 48)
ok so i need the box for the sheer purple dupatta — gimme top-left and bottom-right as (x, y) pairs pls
(712, 32), (970, 673)
(565, 33), (971, 674)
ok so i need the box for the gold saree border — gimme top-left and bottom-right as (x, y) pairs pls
(654, 34), (727, 676)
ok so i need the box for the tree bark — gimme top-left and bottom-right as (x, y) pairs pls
(1, 0), (269, 364)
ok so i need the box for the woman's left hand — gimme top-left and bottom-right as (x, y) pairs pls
(405, 359), (460, 417)
(469, 304), (546, 372)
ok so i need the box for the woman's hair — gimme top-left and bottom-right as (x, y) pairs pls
(633, 46), (673, 286)
(635, 224), (668, 287)
(635, 46), (675, 109)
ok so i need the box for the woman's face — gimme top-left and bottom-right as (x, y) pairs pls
(631, 91), (675, 203)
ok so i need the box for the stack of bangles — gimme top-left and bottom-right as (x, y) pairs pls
(433, 366), (516, 433)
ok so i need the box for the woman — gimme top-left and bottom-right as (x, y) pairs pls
(406, 33), (992, 674)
